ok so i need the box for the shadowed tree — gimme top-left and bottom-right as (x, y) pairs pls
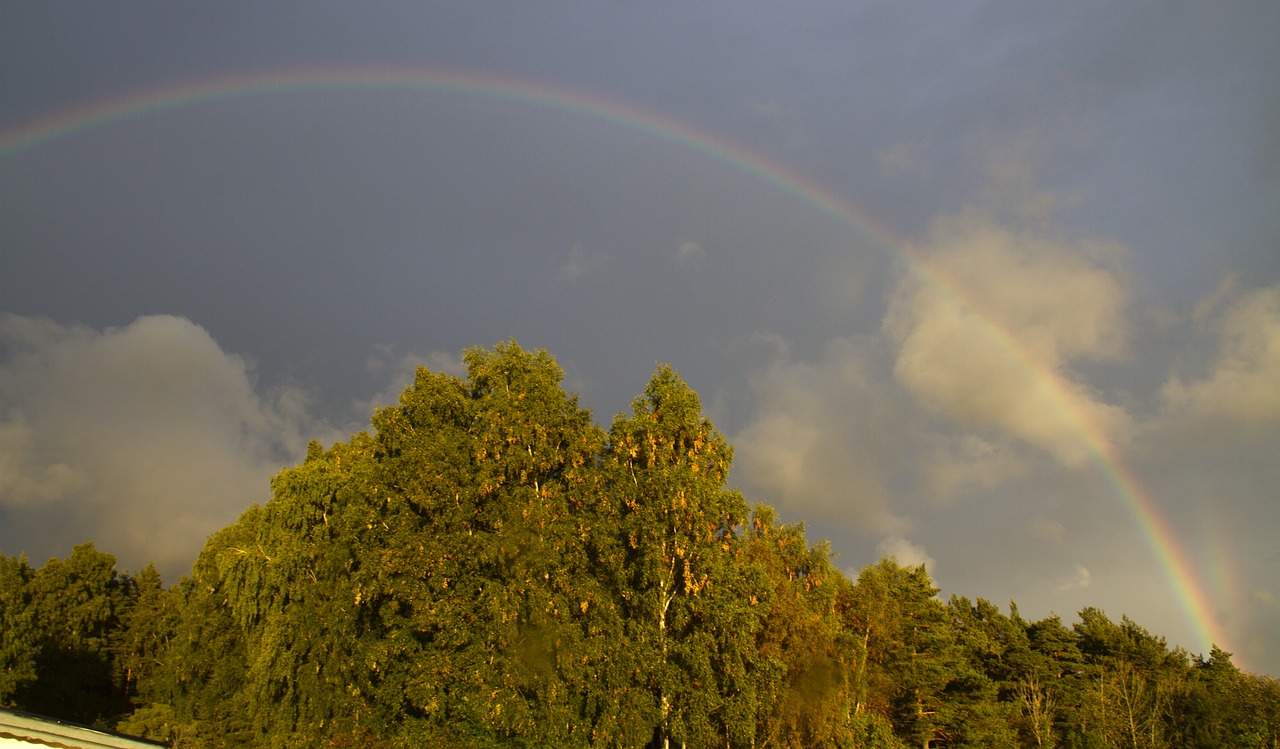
(0, 552), (37, 706)
(20, 544), (136, 725)
(741, 505), (858, 749)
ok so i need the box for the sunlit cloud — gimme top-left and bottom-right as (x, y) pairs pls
(884, 208), (1134, 465)
(1161, 282), (1280, 429)
(732, 336), (910, 534)
(877, 535), (936, 572)
(1057, 564), (1092, 592)
(0, 314), (329, 578)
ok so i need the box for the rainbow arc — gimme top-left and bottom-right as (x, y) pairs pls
(0, 66), (1231, 661)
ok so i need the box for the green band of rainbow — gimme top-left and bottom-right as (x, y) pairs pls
(0, 66), (1231, 661)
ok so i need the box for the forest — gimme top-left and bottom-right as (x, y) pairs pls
(1, 341), (1277, 748)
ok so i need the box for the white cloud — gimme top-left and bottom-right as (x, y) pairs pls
(1057, 564), (1092, 592)
(732, 337), (910, 534)
(1161, 282), (1280, 428)
(0, 314), (329, 579)
(884, 209), (1133, 465)
(877, 536), (936, 572)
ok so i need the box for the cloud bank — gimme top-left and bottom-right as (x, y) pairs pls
(1161, 282), (1280, 429)
(0, 314), (330, 579)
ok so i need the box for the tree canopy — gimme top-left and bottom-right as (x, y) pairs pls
(1, 341), (1275, 748)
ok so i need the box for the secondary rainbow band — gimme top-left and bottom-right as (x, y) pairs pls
(0, 67), (1230, 659)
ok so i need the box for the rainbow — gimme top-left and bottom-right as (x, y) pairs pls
(0, 67), (1233, 661)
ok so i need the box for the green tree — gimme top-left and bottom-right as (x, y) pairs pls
(14, 543), (136, 725)
(363, 342), (614, 746)
(0, 552), (37, 705)
(846, 558), (956, 749)
(1170, 646), (1280, 749)
(1067, 607), (1191, 749)
(940, 596), (1021, 747)
(115, 564), (178, 705)
(742, 505), (857, 749)
(603, 364), (748, 749)
(156, 518), (265, 747)
(38, 339), (1277, 748)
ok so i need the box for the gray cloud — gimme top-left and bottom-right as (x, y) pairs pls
(1160, 282), (1280, 429)
(357, 344), (465, 419)
(0, 314), (330, 579)
(732, 336), (911, 534)
(557, 244), (602, 284)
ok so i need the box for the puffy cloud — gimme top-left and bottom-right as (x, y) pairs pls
(556, 243), (605, 283)
(1057, 564), (1093, 592)
(0, 314), (329, 579)
(1161, 282), (1280, 427)
(884, 209), (1133, 465)
(731, 337), (910, 534)
(877, 536), (936, 572)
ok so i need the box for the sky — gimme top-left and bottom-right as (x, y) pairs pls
(2, 2), (1278, 674)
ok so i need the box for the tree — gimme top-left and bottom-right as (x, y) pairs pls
(742, 505), (857, 749)
(1068, 607), (1190, 749)
(603, 364), (749, 749)
(15, 543), (135, 725)
(0, 552), (37, 705)
(362, 342), (616, 746)
(846, 558), (956, 749)
(153, 517), (265, 747)
(18, 340), (1279, 747)
(940, 596), (1021, 747)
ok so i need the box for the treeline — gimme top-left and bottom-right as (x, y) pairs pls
(1, 342), (1277, 748)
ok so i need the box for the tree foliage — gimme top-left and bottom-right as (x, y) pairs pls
(3, 341), (1276, 748)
